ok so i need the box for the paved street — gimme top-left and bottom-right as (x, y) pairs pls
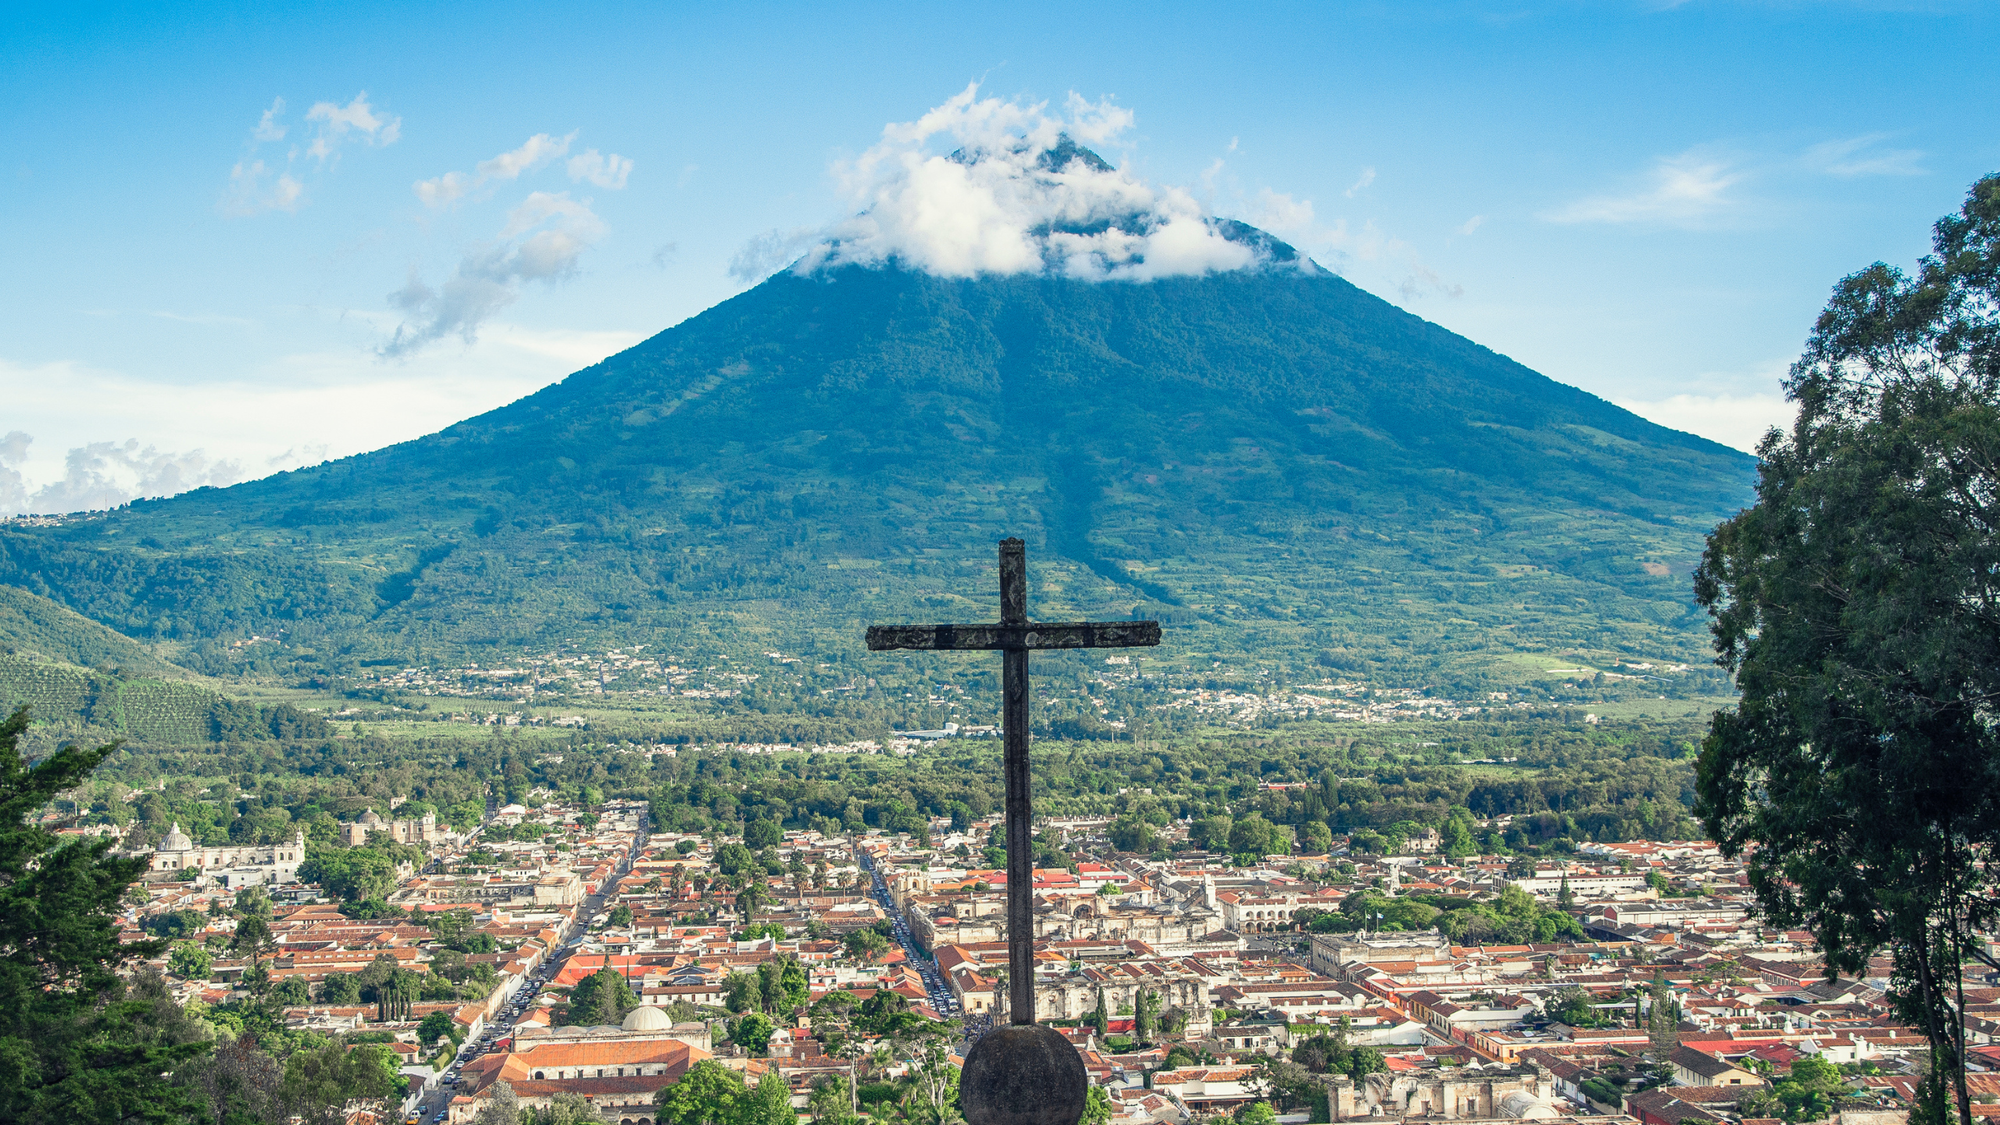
(402, 813), (648, 1124)
(859, 849), (958, 1017)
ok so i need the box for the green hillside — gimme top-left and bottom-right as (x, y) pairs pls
(0, 583), (192, 677)
(0, 253), (1755, 688)
(0, 653), (327, 743)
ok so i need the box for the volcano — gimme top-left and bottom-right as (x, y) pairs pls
(0, 241), (1754, 684)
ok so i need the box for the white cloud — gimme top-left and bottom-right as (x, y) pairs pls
(223, 92), (395, 215)
(252, 97), (287, 142)
(1253, 189), (1315, 233)
(0, 431), (28, 516)
(794, 83), (1284, 282)
(1345, 167), (1375, 197)
(1615, 391), (1795, 453)
(303, 92), (402, 162)
(1459, 215), (1485, 236)
(568, 148), (633, 189)
(1805, 134), (1925, 178)
(222, 159), (304, 215)
(382, 191), (607, 356)
(0, 327), (641, 513)
(1258, 196), (1462, 302)
(416, 132), (633, 207)
(413, 170), (473, 208)
(1543, 151), (1744, 227)
(25, 440), (246, 515)
(478, 132), (572, 180)
(730, 227), (819, 282)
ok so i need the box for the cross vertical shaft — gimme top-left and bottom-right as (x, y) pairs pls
(865, 537), (1161, 1030)
(999, 540), (1034, 1023)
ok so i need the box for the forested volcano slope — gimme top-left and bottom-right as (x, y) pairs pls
(0, 254), (1755, 681)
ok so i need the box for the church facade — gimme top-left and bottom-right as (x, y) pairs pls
(339, 808), (448, 847)
(145, 823), (307, 887)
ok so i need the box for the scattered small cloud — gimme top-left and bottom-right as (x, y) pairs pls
(266, 443), (330, 468)
(1458, 215), (1486, 236)
(221, 91), (398, 216)
(415, 132), (632, 206)
(252, 97), (287, 143)
(1345, 167), (1376, 197)
(568, 148), (633, 189)
(1543, 150), (1744, 227)
(223, 159), (304, 215)
(382, 192), (607, 357)
(1250, 190), (1461, 301)
(650, 242), (679, 269)
(303, 92), (402, 162)
(416, 132), (574, 207)
(1253, 189), (1316, 233)
(729, 228), (819, 282)
(1805, 134), (1925, 178)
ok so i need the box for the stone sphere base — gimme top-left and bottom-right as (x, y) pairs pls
(959, 1024), (1088, 1125)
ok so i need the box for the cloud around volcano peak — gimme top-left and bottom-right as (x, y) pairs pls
(794, 85), (1289, 282)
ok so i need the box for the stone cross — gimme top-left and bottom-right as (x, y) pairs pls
(869, 538), (1160, 1125)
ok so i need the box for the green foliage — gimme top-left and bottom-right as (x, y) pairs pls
(525, 1090), (607, 1125)
(298, 843), (401, 904)
(1236, 1102), (1279, 1125)
(0, 652), (326, 745)
(169, 941), (212, 980)
(144, 908), (207, 940)
(1737, 1055), (1849, 1124)
(1080, 1086), (1114, 1125)
(655, 1059), (749, 1125)
(730, 1012), (775, 1054)
(1551, 986), (1606, 1028)
(1695, 173), (2000, 1125)
(278, 1041), (404, 1118)
(418, 1011), (454, 1048)
(844, 927), (890, 962)
(565, 967), (638, 1027)
(0, 705), (211, 1123)
(1108, 815), (1155, 853)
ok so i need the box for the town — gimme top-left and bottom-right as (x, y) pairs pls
(103, 788), (1945, 1125)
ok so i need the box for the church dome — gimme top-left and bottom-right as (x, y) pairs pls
(360, 810), (383, 825)
(622, 1004), (673, 1032)
(161, 823), (193, 851)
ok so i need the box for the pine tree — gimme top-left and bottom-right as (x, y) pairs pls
(0, 705), (211, 1123)
(1557, 874), (1575, 911)
(1647, 972), (1678, 1063)
(1092, 987), (1109, 1038)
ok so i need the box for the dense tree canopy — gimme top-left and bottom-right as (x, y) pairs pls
(0, 705), (207, 1122)
(1696, 173), (2000, 1125)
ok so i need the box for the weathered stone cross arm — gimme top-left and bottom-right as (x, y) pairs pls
(865, 620), (1161, 651)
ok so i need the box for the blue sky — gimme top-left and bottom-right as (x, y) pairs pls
(3, 0), (1994, 512)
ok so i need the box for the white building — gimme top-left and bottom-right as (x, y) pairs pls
(144, 822), (306, 887)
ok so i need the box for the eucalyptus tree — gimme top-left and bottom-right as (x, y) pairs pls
(1696, 173), (2000, 1125)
